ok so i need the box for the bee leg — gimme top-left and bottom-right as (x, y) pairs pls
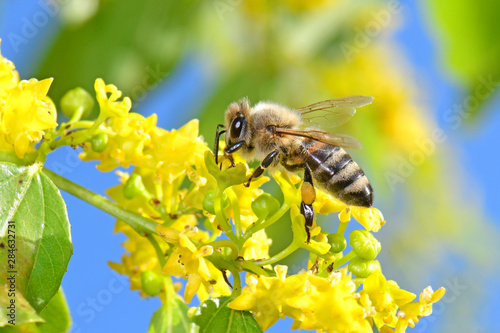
(244, 149), (280, 187)
(214, 124), (226, 165)
(300, 166), (316, 243)
(282, 162), (304, 172)
(224, 140), (246, 168)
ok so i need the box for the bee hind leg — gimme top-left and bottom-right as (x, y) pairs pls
(300, 166), (316, 243)
(244, 149), (280, 187)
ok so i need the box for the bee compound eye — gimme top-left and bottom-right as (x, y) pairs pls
(230, 116), (246, 139)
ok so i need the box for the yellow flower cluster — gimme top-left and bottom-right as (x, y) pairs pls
(0, 41), (57, 159)
(100, 119), (233, 301)
(82, 82), (273, 301)
(230, 266), (445, 332)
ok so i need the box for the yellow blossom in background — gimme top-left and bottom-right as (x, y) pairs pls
(283, 0), (330, 11)
(322, 46), (432, 155)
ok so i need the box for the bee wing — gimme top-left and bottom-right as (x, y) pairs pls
(275, 128), (363, 149)
(296, 95), (374, 130)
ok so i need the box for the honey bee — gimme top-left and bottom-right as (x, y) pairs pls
(214, 96), (374, 242)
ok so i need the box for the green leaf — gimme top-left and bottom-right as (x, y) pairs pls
(193, 297), (262, 333)
(0, 285), (43, 328)
(147, 296), (193, 333)
(0, 163), (73, 316)
(425, 0), (500, 119)
(38, 288), (72, 333)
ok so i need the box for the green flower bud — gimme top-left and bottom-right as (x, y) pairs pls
(349, 229), (381, 260)
(60, 87), (94, 119)
(251, 193), (280, 218)
(348, 256), (378, 278)
(90, 132), (109, 153)
(141, 270), (163, 296)
(123, 173), (148, 200)
(327, 233), (347, 253)
(202, 190), (230, 215)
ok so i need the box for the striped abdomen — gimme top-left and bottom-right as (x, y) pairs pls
(304, 142), (373, 207)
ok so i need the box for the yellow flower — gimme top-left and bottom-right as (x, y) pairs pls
(184, 153), (217, 210)
(157, 225), (230, 303)
(283, 0), (330, 11)
(108, 221), (167, 297)
(360, 269), (416, 328)
(80, 113), (157, 171)
(229, 265), (304, 331)
(106, 170), (160, 219)
(0, 40), (19, 100)
(241, 229), (272, 261)
(94, 78), (131, 118)
(147, 119), (208, 183)
(287, 269), (371, 333)
(229, 265), (371, 332)
(229, 176), (269, 230)
(395, 286), (446, 332)
(0, 78), (57, 158)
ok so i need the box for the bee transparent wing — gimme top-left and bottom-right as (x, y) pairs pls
(296, 95), (374, 130)
(275, 128), (363, 149)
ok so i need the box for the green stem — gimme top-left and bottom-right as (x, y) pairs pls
(68, 105), (85, 123)
(214, 187), (237, 243)
(336, 220), (348, 236)
(242, 203), (290, 244)
(209, 240), (238, 260)
(225, 188), (242, 239)
(241, 261), (270, 277)
(229, 268), (242, 297)
(43, 168), (157, 236)
(148, 234), (166, 267)
(161, 274), (176, 304)
(252, 242), (299, 266)
(332, 250), (356, 270)
(52, 113), (106, 149)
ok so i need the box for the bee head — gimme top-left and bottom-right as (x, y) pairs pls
(225, 98), (251, 147)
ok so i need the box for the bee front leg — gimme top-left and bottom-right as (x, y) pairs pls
(301, 166), (316, 243)
(223, 140), (246, 168)
(244, 150), (280, 187)
(214, 124), (226, 165)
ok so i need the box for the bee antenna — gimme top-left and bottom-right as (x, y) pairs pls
(238, 97), (250, 110)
